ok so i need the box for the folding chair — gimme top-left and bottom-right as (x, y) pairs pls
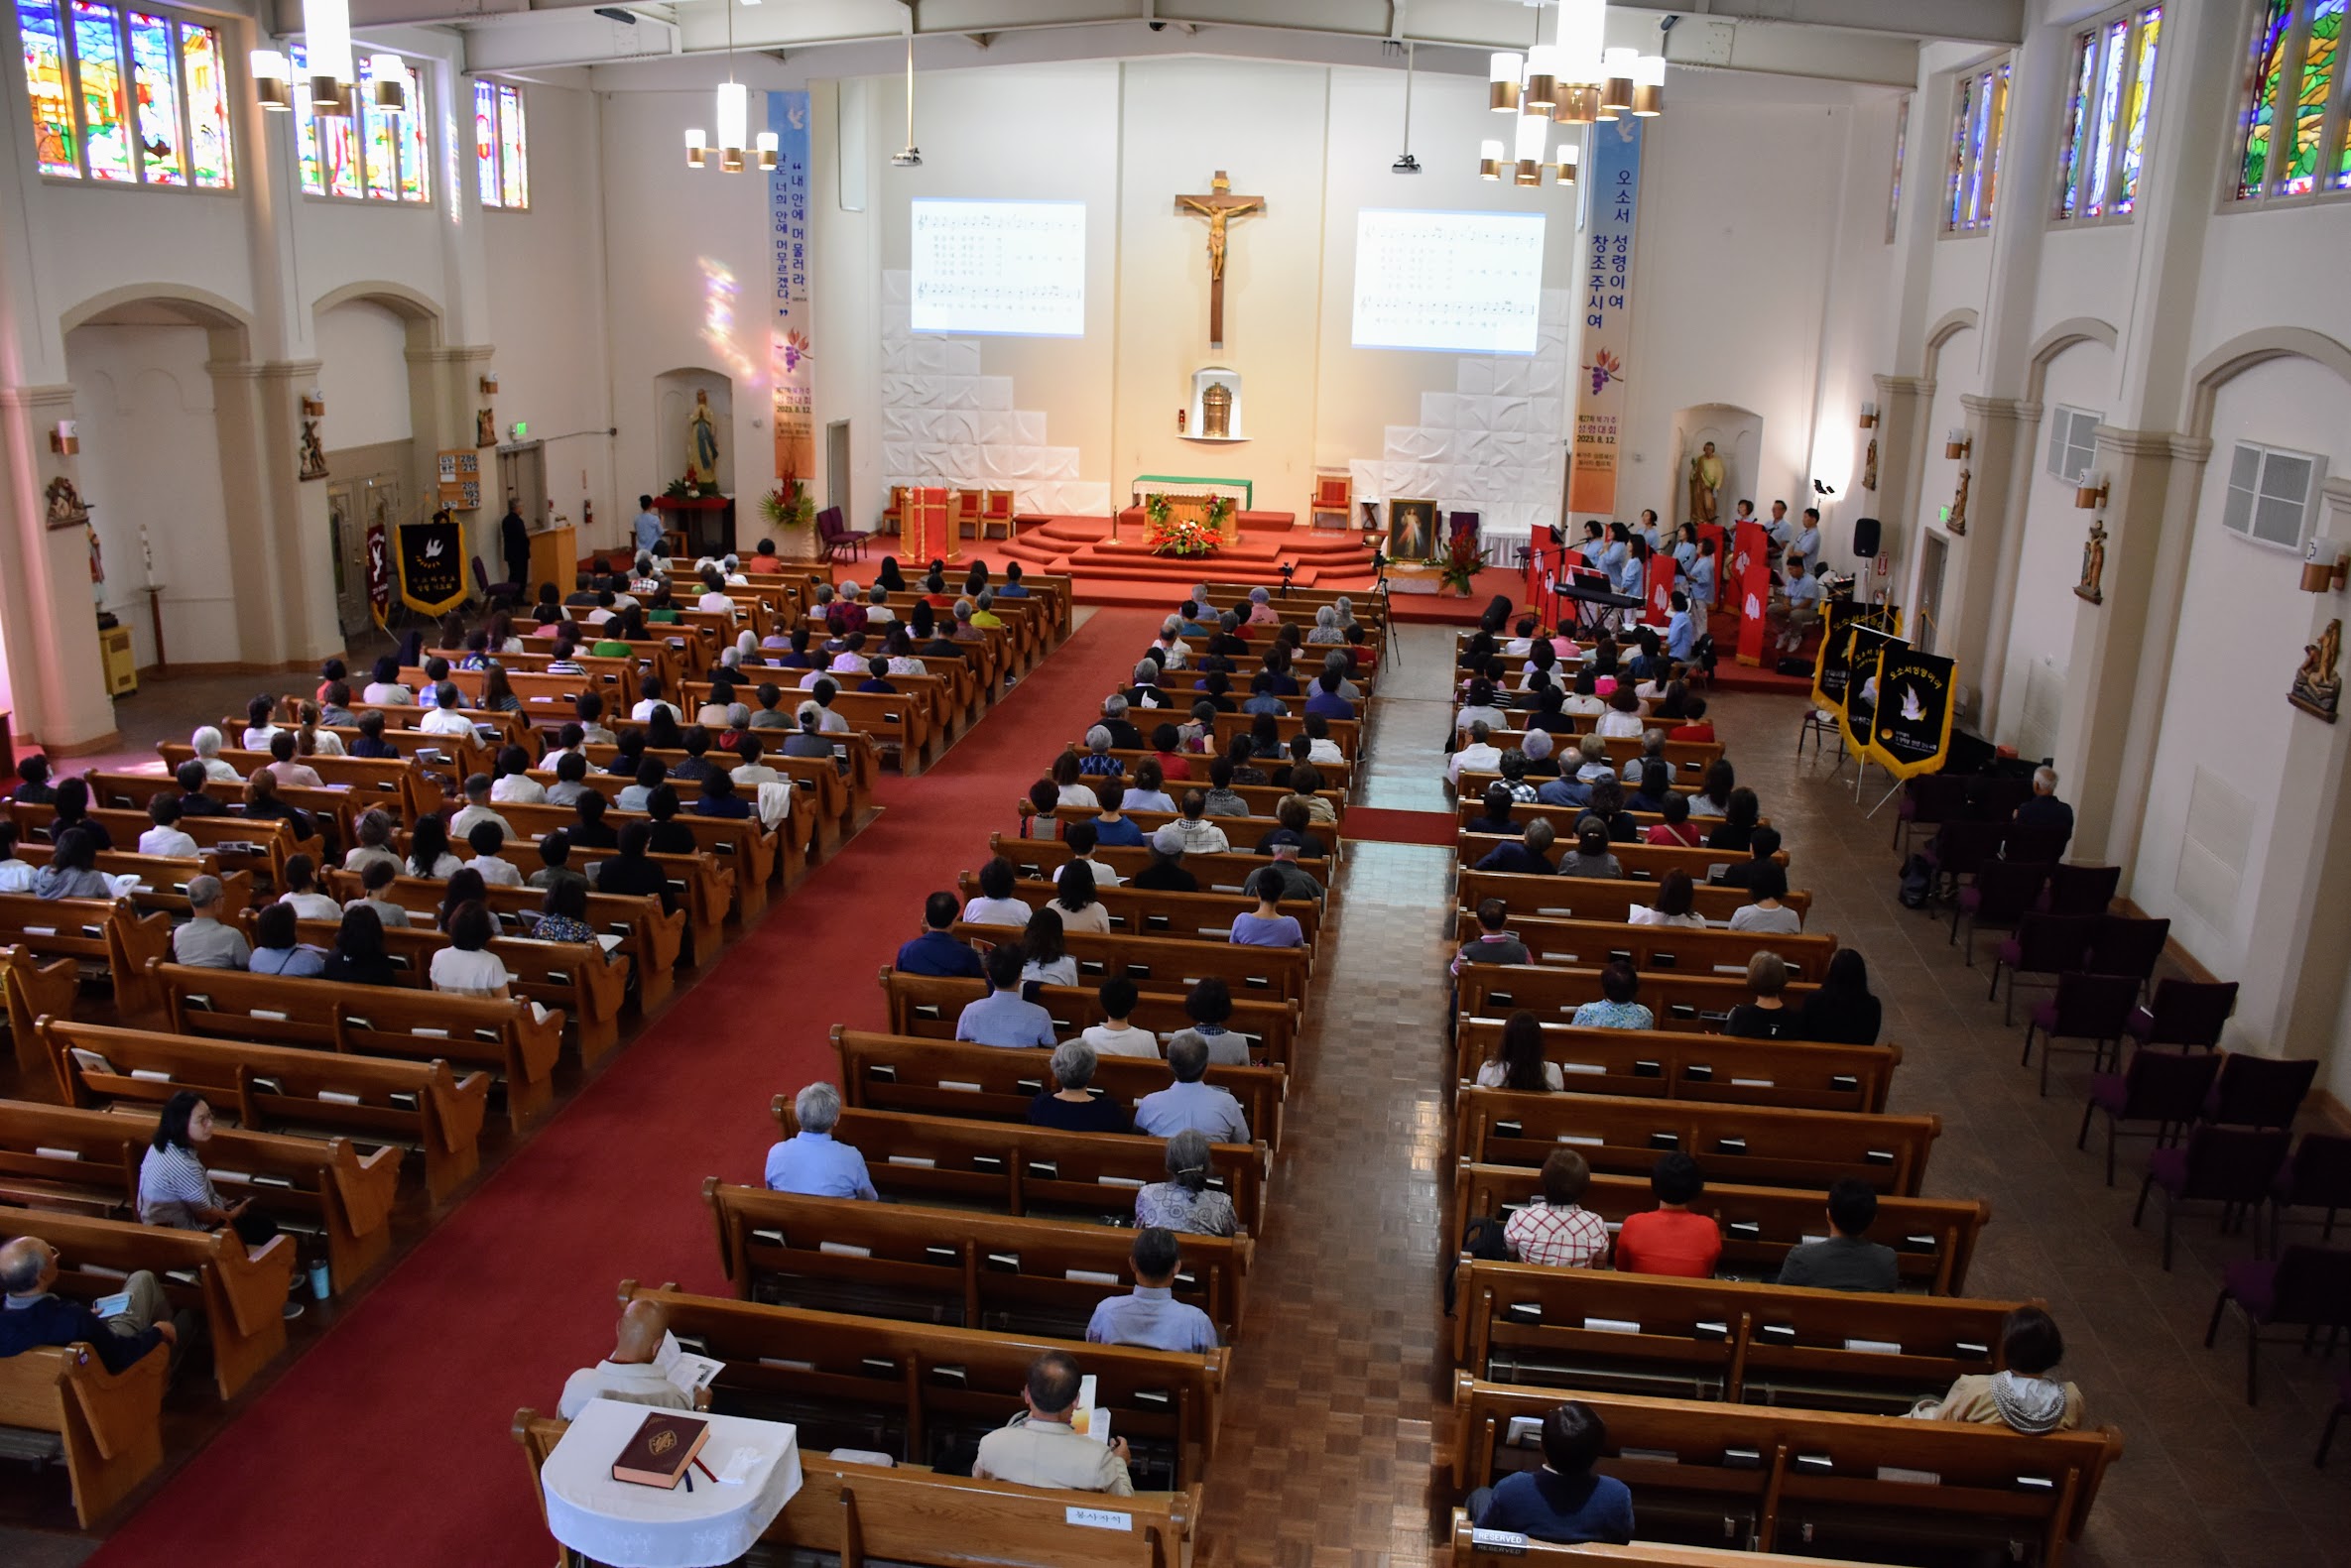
(2127, 979), (2239, 1052)
(2319, 1371), (2351, 1466)
(2023, 971), (2141, 1096)
(2134, 1125), (2291, 1270)
(1953, 859), (2051, 964)
(1989, 912), (2096, 1025)
(2272, 1134), (2351, 1255)
(2202, 1244), (2351, 1403)
(2078, 1048), (2222, 1186)
(2205, 1052), (2320, 1132)
(2039, 862), (2122, 916)
(1891, 774), (1968, 855)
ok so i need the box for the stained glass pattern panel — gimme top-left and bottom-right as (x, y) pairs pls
(180, 21), (230, 187)
(396, 84), (429, 201)
(2086, 19), (2127, 214)
(127, 11), (183, 184)
(497, 84), (526, 208)
(358, 61), (399, 200)
(2057, 31), (2096, 218)
(474, 78), (499, 204)
(292, 44), (427, 203)
(69, 0), (131, 181)
(1965, 68), (1993, 225)
(19, 0), (79, 177)
(1947, 71), (1973, 229)
(2242, 0), (2292, 197)
(2285, 0), (2342, 192)
(2118, 7), (2160, 212)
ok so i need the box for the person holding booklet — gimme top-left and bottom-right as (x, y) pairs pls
(557, 1298), (712, 1420)
(972, 1349), (1133, 1496)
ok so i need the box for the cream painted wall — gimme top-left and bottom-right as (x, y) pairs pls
(2129, 358), (2351, 999)
(1993, 339), (2111, 754)
(314, 300), (415, 448)
(62, 322), (238, 667)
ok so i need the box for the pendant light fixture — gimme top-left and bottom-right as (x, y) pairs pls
(250, 49), (293, 111)
(890, 28), (921, 167)
(367, 52), (412, 115)
(1471, 2), (1662, 184)
(684, 0), (776, 173)
(1392, 40), (1422, 172)
(303, 0), (354, 116)
(1632, 53), (1667, 116)
(1488, 52), (1523, 113)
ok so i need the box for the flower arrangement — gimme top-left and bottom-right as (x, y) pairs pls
(1204, 494), (1234, 535)
(760, 479), (814, 529)
(1438, 528), (1482, 595)
(1143, 493), (1221, 557)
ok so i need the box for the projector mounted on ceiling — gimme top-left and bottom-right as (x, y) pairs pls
(891, 148), (922, 167)
(591, 6), (635, 22)
(1392, 154), (1422, 174)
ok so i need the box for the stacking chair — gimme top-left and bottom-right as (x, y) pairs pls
(1891, 774), (1968, 855)
(2086, 914), (2171, 998)
(1918, 818), (2003, 909)
(2077, 1049), (2222, 1186)
(473, 555), (521, 611)
(1989, 912), (2096, 1025)
(2271, 1134), (2351, 1255)
(2003, 823), (2072, 867)
(2127, 979), (2239, 1052)
(2022, 972), (2141, 1095)
(2320, 1371), (2351, 1466)
(2202, 1244), (2351, 1403)
(2134, 1125), (2292, 1269)
(2039, 862), (2122, 916)
(1953, 859), (2050, 964)
(2205, 1053), (2320, 1132)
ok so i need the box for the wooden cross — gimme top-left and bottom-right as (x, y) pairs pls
(1175, 172), (1266, 348)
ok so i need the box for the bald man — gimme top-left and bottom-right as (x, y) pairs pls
(0, 1235), (180, 1374)
(557, 1298), (701, 1419)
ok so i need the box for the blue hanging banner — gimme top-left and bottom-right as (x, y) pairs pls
(767, 90), (814, 486)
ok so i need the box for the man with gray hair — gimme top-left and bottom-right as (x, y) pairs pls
(1133, 1035), (1250, 1143)
(1320, 651), (1361, 703)
(0, 1235), (181, 1373)
(1124, 659), (1168, 711)
(1619, 729), (1668, 785)
(783, 702), (834, 760)
(1029, 1040), (1132, 1133)
(763, 1081), (877, 1199)
(1447, 721), (1504, 788)
(973, 1349), (1133, 1495)
(2014, 765), (2074, 849)
(1154, 617), (1191, 670)
(1099, 695), (1143, 751)
(172, 875), (249, 970)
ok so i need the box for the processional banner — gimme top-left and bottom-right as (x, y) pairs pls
(1870, 647), (1959, 780)
(1569, 118), (1641, 516)
(767, 91), (815, 486)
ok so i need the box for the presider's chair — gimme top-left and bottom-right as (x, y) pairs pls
(1309, 472), (1352, 531)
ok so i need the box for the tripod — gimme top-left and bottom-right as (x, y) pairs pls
(1368, 546), (1399, 666)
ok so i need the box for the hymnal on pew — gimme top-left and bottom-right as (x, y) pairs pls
(609, 1410), (709, 1490)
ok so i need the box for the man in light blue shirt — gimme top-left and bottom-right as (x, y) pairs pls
(1666, 592), (1697, 663)
(1133, 1037), (1251, 1143)
(1791, 506), (1821, 578)
(764, 1082), (877, 1199)
(1085, 1228), (1218, 1353)
(1776, 560), (1825, 654)
(955, 945), (1057, 1047)
(633, 495), (666, 559)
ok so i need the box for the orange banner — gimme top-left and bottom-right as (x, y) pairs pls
(1569, 118), (1642, 516)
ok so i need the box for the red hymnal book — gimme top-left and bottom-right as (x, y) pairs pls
(610, 1410), (710, 1490)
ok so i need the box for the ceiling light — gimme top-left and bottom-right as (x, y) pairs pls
(1489, 52), (1523, 113)
(1601, 48), (1637, 114)
(1632, 53), (1667, 116)
(1523, 44), (1563, 112)
(250, 49), (292, 111)
(367, 53), (411, 115)
(303, 0), (353, 116)
(1478, 137), (1504, 180)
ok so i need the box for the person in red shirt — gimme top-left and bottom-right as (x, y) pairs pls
(1612, 1152), (1722, 1278)
(1150, 724), (1194, 783)
(1667, 695), (1716, 743)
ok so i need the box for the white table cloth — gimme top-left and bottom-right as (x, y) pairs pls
(542, 1397), (803, 1568)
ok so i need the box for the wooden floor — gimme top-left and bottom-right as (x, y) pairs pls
(1185, 622), (2351, 1568)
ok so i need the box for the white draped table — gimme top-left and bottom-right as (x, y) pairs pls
(541, 1398), (804, 1568)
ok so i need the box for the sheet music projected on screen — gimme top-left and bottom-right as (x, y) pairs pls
(910, 198), (1087, 337)
(1351, 208), (1546, 355)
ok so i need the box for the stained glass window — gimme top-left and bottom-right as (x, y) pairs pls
(1946, 71), (1974, 230)
(474, 78), (529, 209)
(2086, 20), (2128, 214)
(294, 45), (428, 204)
(1886, 91), (1908, 243)
(2052, 7), (2162, 226)
(18, 0), (78, 177)
(2237, 0), (2351, 202)
(2118, 7), (2160, 211)
(69, 1), (130, 180)
(179, 21), (228, 187)
(17, 0), (232, 187)
(2056, 32), (2096, 219)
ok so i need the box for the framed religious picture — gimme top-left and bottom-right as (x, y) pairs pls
(1387, 497), (1438, 563)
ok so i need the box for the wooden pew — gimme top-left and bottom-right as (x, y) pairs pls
(324, 870), (686, 1013)
(1453, 910), (1835, 984)
(682, 669), (963, 750)
(1207, 711), (1363, 762)
(532, 750), (857, 855)
(987, 835), (1323, 902)
(880, 969), (1304, 1076)
(1448, 1379), (2122, 1566)
(388, 831), (734, 959)
(1448, 1518), (1914, 1568)
(0, 1340), (168, 1526)
(1457, 833), (1786, 886)
(1032, 806), (1347, 866)
(514, 1409), (1200, 1568)
(11, 841), (254, 925)
(620, 1283), (1227, 1488)
(12, 805), (309, 896)
(5, 1209), (296, 1398)
(1084, 746), (1357, 793)
(1451, 1258), (2021, 1412)
(1459, 798), (1771, 834)
(149, 744), (437, 822)
(1459, 869), (1811, 927)
(327, 699), (533, 752)
(1452, 1016), (1901, 1115)
(1458, 965), (1821, 1038)
(704, 1184), (1253, 1343)
(1452, 1162), (1990, 1296)
(834, 1028), (1288, 1154)
(150, 961), (564, 1133)
(0, 894), (173, 1020)
(1454, 1087), (1940, 1196)
(949, 922), (1312, 1006)
(267, 915), (630, 1066)
(0, 1098), (400, 1293)
(3, 944), (82, 1081)
(496, 797), (792, 915)
(1049, 781), (1348, 825)
(1458, 735), (1724, 786)
(801, 1105), (1271, 1238)
(48, 1019), (490, 1205)
(954, 871), (1324, 947)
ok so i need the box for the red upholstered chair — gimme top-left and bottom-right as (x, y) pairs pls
(815, 507), (870, 563)
(2039, 862), (2122, 916)
(881, 485), (909, 537)
(1309, 473), (1352, 531)
(2134, 1125), (2291, 1269)
(980, 490), (1016, 542)
(2271, 1134), (2351, 1255)
(2127, 979), (2239, 1052)
(2022, 971), (2141, 1096)
(1952, 859), (2051, 964)
(2204, 1052), (2320, 1132)
(2202, 1244), (2351, 1403)
(1989, 912), (2097, 1024)
(2320, 1372), (2351, 1466)
(1892, 775), (1969, 854)
(2078, 1048), (2221, 1186)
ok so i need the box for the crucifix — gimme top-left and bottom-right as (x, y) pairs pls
(1176, 171), (1266, 348)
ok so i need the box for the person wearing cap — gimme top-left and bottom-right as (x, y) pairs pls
(1256, 837), (1324, 903)
(1131, 824), (1199, 893)
(172, 875), (250, 970)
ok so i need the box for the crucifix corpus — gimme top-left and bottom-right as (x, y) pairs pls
(1176, 172), (1265, 348)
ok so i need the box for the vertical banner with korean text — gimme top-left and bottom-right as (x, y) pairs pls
(1870, 647), (1958, 780)
(767, 90), (815, 487)
(1569, 117), (1642, 517)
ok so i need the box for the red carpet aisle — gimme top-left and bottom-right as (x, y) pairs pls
(86, 607), (1164, 1568)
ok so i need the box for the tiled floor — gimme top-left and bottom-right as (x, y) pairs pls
(1191, 622), (2351, 1568)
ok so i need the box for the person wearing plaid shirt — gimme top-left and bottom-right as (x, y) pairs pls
(1504, 1148), (1611, 1268)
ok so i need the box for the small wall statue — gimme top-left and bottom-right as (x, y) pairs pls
(1946, 466), (1970, 536)
(2074, 520), (2107, 605)
(2290, 619), (2342, 724)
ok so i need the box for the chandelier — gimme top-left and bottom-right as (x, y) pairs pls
(686, 0), (778, 172)
(1479, 0), (1664, 184)
(250, 0), (382, 118)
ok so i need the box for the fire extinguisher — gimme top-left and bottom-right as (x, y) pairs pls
(582, 498), (594, 535)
